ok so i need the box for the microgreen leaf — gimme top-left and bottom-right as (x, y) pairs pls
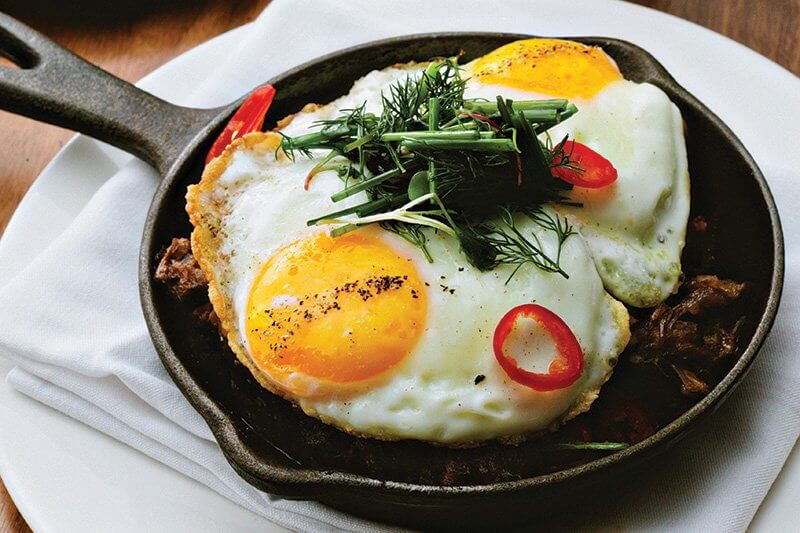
(408, 171), (430, 201)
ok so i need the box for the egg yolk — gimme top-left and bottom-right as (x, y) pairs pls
(470, 38), (623, 99)
(245, 231), (426, 397)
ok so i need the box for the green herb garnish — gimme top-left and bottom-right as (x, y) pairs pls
(549, 441), (630, 451)
(280, 58), (581, 280)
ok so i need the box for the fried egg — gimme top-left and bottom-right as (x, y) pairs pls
(187, 64), (629, 443)
(465, 39), (690, 307)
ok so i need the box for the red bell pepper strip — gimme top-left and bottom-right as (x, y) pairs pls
(493, 304), (584, 392)
(551, 140), (618, 188)
(206, 84), (276, 164)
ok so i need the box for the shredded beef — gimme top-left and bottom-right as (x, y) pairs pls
(154, 238), (207, 299)
(628, 275), (747, 396)
(192, 302), (219, 326)
(671, 365), (709, 395)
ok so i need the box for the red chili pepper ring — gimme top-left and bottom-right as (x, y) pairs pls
(493, 304), (584, 392)
(551, 140), (618, 189)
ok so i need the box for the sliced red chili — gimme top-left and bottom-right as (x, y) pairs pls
(551, 140), (618, 189)
(206, 84), (276, 164)
(493, 304), (584, 392)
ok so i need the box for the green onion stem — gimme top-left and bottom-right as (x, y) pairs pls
(400, 138), (518, 153)
(443, 121), (480, 131)
(533, 104), (579, 133)
(463, 98), (568, 114)
(496, 96), (514, 125)
(427, 97), (440, 194)
(330, 168), (402, 202)
(355, 195), (400, 217)
(549, 442), (630, 451)
(521, 108), (560, 122)
(306, 202), (370, 226)
(440, 116), (460, 128)
(344, 132), (374, 153)
(381, 130), (478, 141)
(330, 224), (361, 237)
(428, 97), (440, 130)
(320, 122), (352, 137)
(358, 194), (407, 221)
(559, 103), (579, 120)
(308, 194), (409, 227)
(284, 131), (330, 149)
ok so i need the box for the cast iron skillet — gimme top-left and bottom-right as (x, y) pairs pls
(0, 13), (783, 529)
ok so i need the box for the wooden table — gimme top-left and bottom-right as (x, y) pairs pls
(0, 0), (798, 530)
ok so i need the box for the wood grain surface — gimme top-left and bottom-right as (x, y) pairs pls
(0, 0), (797, 530)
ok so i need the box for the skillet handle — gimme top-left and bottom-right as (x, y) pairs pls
(0, 12), (225, 175)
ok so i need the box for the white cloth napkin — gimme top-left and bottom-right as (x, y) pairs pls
(2, 1), (799, 531)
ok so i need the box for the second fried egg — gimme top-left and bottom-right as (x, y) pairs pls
(465, 38), (690, 307)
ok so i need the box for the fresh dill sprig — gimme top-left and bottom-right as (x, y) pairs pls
(278, 57), (583, 279)
(379, 220), (432, 262)
(458, 209), (576, 283)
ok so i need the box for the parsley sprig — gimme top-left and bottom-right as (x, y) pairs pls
(279, 58), (582, 280)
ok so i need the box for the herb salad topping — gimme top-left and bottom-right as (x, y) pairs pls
(279, 58), (615, 281)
